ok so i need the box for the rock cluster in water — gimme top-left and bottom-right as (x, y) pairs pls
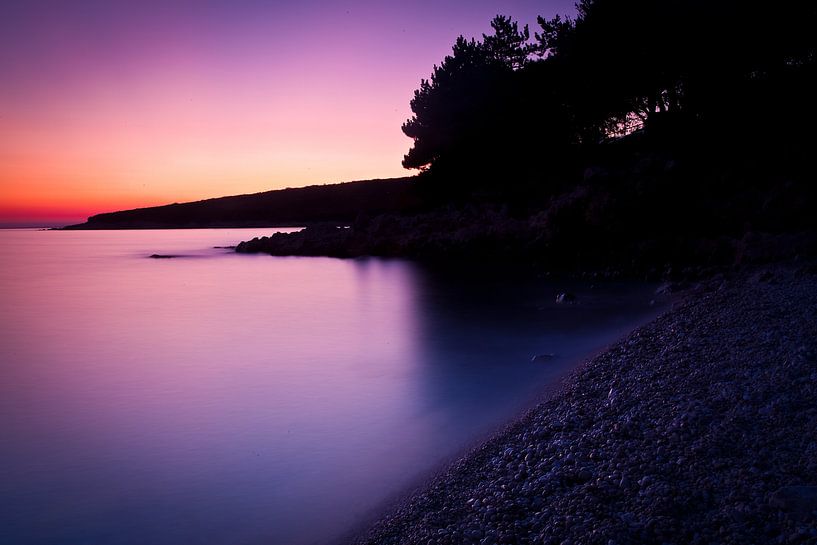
(354, 265), (817, 545)
(233, 196), (817, 273)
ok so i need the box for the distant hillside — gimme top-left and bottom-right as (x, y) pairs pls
(63, 177), (419, 229)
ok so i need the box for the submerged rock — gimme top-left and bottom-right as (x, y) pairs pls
(236, 223), (354, 257)
(531, 353), (557, 363)
(770, 486), (817, 515)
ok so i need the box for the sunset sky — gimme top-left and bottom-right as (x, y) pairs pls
(0, 0), (574, 226)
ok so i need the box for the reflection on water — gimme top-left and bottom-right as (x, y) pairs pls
(0, 229), (661, 545)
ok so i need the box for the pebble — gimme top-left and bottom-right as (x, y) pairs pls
(355, 265), (817, 545)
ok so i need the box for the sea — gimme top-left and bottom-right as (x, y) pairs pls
(0, 228), (661, 545)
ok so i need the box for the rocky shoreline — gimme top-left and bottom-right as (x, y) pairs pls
(234, 211), (817, 276)
(352, 265), (817, 545)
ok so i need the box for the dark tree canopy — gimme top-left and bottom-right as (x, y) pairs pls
(401, 15), (576, 194)
(400, 35), (499, 171)
(544, 0), (816, 139)
(402, 2), (817, 191)
(401, 16), (534, 174)
(482, 15), (531, 70)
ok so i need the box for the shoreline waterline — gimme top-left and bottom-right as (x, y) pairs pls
(338, 323), (668, 545)
(0, 228), (666, 545)
(352, 264), (817, 545)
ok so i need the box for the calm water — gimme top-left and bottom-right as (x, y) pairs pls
(0, 229), (661, 545)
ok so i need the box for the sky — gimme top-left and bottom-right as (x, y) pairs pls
(0, 0), (575, 226)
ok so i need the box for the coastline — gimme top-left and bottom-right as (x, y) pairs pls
(351, 264), (817, 545)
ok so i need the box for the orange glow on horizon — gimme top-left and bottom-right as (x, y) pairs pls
(1, 0), (576, 225)
(0, 65), (412, 223)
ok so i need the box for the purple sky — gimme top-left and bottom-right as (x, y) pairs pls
(0, 0), (576, 224)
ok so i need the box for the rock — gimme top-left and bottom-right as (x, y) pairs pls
(769, 486), (817, 514)
(757, 270), (775, 283)
(532, 353), (557, 363)
(556, 293), (577, 304)
(654, 283), (673, 295)
(149, 254), (180, 259)
(582, 166), (608, 181)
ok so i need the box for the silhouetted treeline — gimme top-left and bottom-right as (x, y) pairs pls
(402, 0), (816, 194)
(237, 1), (817, 269)
(64, 178), (419, 229)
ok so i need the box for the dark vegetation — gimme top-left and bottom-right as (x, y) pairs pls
(239, 0), (817, 273)
(400, 0), (816, 187)
(72, 0), (817, 274)
(63, 178), (419, 229)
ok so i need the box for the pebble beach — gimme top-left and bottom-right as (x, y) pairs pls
(354, 265), (817, 545)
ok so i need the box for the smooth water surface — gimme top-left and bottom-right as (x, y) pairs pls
(0, 229), (661, 545)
